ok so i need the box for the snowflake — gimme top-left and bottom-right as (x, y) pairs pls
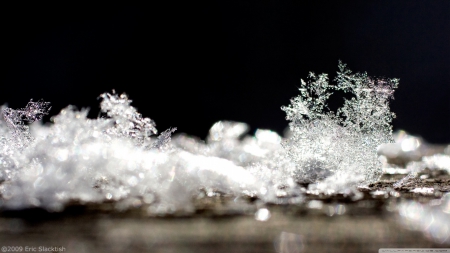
(281, 61), (399, 187)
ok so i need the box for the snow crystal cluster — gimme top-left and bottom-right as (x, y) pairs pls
(0, 63), (401, 213)
(281, 61), (398, 191)
(378, 130), (450, 190)
(0, 92), (266, 213)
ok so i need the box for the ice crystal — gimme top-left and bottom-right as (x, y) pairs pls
(0, 100), (51, 182)
(393, 172), (418, 189)
(170, 120), (300, 202)
(151, 127), (177, 151)
(2, 99), (51, 149)
(282, 61), (398, 187)
(99, 91), (158, 147)
(0, 93), (265, 212)
(0, 63), (402, 213)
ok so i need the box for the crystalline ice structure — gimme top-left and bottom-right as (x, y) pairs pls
(98, 91), (158, 147)
(0, 62), (402, 212)
(281, 61), (399, 190)
(1, 99), (51, 150)
(172, 120), (299, 202)
(0, 100), (51, 183)
(0, 93), (263, 212)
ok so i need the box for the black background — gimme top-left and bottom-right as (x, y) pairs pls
(2, 2), (449, 143)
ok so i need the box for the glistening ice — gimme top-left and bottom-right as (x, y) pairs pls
(0, 62), (401, 213)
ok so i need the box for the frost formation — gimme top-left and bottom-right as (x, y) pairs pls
(0, 62), (400, 213)
(0, 92), (264, 212)
(281, 61), (399, 188)
(2, 99), (51, 150)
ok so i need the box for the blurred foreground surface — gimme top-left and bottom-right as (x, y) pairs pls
(0, 200), (444, 253)
(0, 132), (449, 253)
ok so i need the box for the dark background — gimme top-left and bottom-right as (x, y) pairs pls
(1, 2), (449, 143)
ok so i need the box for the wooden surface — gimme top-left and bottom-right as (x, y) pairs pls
(0, 197), (445, 253)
